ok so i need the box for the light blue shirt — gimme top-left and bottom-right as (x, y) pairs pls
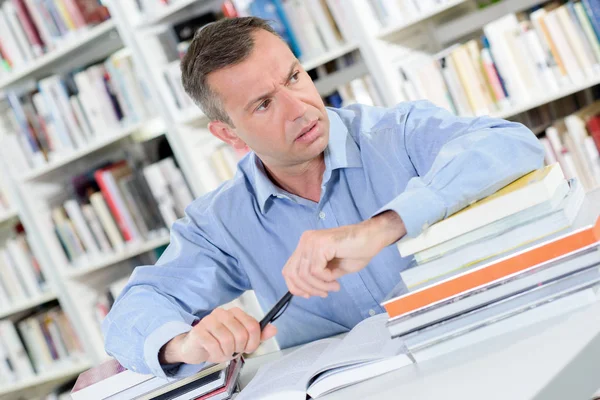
(102, 100), (544, 378)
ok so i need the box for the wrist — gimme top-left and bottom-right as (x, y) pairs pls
(159, 332), (187, 365)
(364, 211), (406, 251)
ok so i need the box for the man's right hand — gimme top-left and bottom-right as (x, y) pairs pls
(159, 307), (277, 365)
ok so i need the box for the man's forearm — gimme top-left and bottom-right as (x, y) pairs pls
(159, 333), (188, 365)
(364, 210), (406, 250)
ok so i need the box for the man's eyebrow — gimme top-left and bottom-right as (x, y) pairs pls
(244, 60), (300, 112)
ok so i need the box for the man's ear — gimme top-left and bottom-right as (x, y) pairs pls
(208, 120), (247, 150)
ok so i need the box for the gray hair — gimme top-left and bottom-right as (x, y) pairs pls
(180, 17), (280, 125)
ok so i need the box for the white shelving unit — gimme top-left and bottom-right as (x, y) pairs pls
(0, 20), (119, 90)
(0, 292), (58, 320)
(1, 0), (599, 397)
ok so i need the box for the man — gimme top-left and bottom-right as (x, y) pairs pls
(102, 17), (544, 378)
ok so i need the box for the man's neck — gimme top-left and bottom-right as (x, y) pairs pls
(265, 155), (326, 203)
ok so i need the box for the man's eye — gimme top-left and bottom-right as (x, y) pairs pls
(257, 99), (271, 112)
(290, 71), (300, 83)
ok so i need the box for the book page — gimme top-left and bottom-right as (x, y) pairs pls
(308, 313), (406, 376)
(236, 338), (340, 400)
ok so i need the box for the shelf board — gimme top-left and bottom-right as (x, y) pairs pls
(0, 292), (58, 320)
(19, 122), (146, 182)
(0, 21), (116, 90)
(65, 235), (171, 279)
(301, 43), (360, 71)
(376, 0), (468, 39)
(0, 208), (18, 225)
(314, 61), (369, 96)
(136, 0), (201, 28)
(0, 360), (90, 397)
(492, 74), (600, 120)
(435, 0), (546, 45)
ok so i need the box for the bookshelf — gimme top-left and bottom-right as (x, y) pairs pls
(63, 234), (171, 279)
(0, 208), (18, 225)
(0, 292), (57, 320)
(0, 20), (118, 89)
(0, 0), (600, 398)
(376, 0), (469, 39)
(17, 121), (151, 182)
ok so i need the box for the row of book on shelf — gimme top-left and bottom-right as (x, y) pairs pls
(0, 223), (49, 311)
(0, 305), (84, 384)
(395, 0), (600, 118)
(49, 154), (191, 269)
(0, 46), (156, 173)
(0, 0), (111, 76)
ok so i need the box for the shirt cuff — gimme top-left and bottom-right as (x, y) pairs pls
(374, 186), (446, 238)
(143, 321), (206, 379)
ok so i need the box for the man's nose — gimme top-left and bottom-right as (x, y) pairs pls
(280, 88), (307, 122)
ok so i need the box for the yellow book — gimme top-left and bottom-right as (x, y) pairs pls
(397, 163), (566, 257)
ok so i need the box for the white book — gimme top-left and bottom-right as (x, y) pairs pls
(555, 6), (597, 77)
(483, 14), (531, 102)
(324, 0), (354, 42)
(89, 192), (125, 252)
(545, 9), (585, 83)
(157, 158), (194, 217)
(521, 27), (559, 92)
(0, 248), (27, 302)
(32, 92), (68, 156)
(0, 338), (17, 383)
(40, 76), (86, 148)
(17, 318), (50, 374)
(0, 8), (26, 68)
(305, 0), (342, 50)
(412, 285), (599, 363)
(70, 96), (94, 142)
(2, 1), (35, 62)
(0, 320), (35, 380)
(81, 204), (113, 253)
(397, 163), (566, 257)
(4, 239), (41, 297)
(64, 199), (101, 256)
(73, 71), (108, 136)
(574, 2), (600, 65)
(540, 137), (558, 166)
(38, 79), (77, 150)
(143, 164), (178, 228)
(237, 314), (411, 400)
(530, 9), (570, 87)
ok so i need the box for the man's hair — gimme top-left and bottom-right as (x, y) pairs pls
(180, 17), (279, 125)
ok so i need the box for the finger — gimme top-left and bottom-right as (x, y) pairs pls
(197, 328), (228, 363)
(297, 257), (328, 297)
(207, 321), (236, 359)
(221, 311), (250, 355)
(261, 323), (277, 341)
(230, 308), (261, 353)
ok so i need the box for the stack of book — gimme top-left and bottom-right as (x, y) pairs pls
(71, 357), (243, 400)
(0, 223), (49, 308)
(48, 156), (192, 269)
(0, 47), (155, 174)
(396, 1), (600, 117)
(0, 0), (111, 77)
(1, 306), (85, 383)
(382, 163), (600, 362)
(541, 100), (600, 192)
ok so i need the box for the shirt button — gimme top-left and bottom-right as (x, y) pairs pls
(318, 211), (326, 220)
(369, 309), (377, 316)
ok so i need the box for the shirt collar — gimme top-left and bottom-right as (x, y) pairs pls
(253, 108), (362, 213)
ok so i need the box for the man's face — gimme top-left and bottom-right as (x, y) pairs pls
(207, 30), (330, 169)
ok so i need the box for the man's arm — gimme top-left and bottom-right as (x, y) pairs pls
(283, 100), (545, 297)
(101, 208), (272, 378)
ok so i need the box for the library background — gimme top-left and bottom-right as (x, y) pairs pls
(0, 0), (599, 398)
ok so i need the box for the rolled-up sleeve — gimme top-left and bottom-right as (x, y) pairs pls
(374, 100), (545, 237)
(101, 205), (250, 379)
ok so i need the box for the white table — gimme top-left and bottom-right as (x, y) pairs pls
(239, 189), (600, 400)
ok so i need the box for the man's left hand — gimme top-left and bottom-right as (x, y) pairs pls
(282, 211), (406, 298)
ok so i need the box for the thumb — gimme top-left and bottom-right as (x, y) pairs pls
(261, 323), (278, 341)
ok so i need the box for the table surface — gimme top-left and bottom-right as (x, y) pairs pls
(239, 189), (600, 400)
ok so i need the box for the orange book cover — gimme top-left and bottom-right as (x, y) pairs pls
(384, 216), (600, 319)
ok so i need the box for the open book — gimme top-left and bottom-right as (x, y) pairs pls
(237, 314), (411, 399)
